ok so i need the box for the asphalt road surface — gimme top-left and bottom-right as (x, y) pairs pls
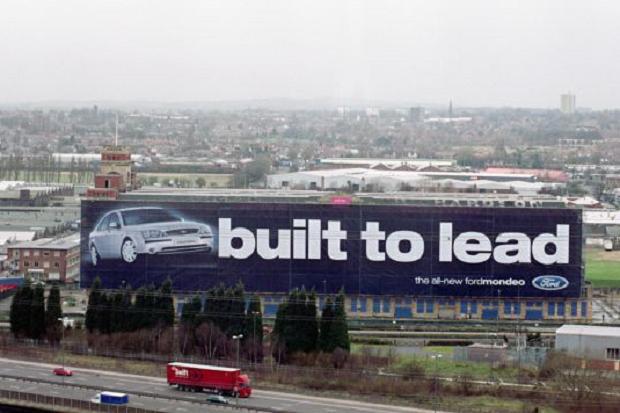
(0, 358), (440, 413)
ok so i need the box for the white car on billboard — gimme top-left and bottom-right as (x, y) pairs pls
(88, 207), (214, 266)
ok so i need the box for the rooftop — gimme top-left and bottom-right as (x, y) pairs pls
(9, 233), (80, 251)
(556, 324), (620, 338)
(111, 187), (567, 208)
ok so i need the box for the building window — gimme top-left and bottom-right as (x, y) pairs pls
(358, 298), (367, 313)
(24, 250), (30, 257)
(43, 262), (50, 269)
(24, 261), (29, 267)
(504, 302), (512, 315)
(382, 298), (391, 313)
(13, 251), (19, 258)
(350, 298), (357, 312)
(416, 301), (425, 313)
(606, 348), (620, 361)
(53, 251), (60, 257)
(373, 298), (380, 313)
(43, 251), (50, 257)
(548, 302), (556, 316)
(581, 302), (588, 317)
(571, 302), (578, 317)
(461, 300), (468, 314)
(54, 262), (59, 268)
(557, 303), (565, 317)
(425, 300), (434, 313)
(33, 250), (39, 257)
(34, 261), (39, 267)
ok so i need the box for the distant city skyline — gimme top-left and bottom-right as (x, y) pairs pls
(1, 0), (619, 109)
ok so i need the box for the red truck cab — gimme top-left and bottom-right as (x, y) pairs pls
(166, 362), (252, 398)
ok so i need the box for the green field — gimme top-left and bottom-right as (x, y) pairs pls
(585, 249), (620, 288)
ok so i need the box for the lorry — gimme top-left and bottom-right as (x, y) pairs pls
(90, 391), (129, 405)
(166, 362), (252, 398)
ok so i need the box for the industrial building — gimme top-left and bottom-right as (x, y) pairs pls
(82, 190), (591, 323)
(267, 168), (565, 195)
(317, 158), (456, 169)
(556, 325), (620, 364)
(80, 148), (591, 323)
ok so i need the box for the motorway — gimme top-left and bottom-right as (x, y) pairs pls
(0, 358), (440, 413)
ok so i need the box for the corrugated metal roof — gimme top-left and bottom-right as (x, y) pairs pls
(9, 233), (80, 251)
(556, 324), (620, 338)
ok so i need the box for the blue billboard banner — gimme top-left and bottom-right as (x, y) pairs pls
(80, 201), (583, 298)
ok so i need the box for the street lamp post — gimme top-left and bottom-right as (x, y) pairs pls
(232, 334), (243, 405)
(232, 334), (243, 367)
(496, 289), (501, 346)
(251, 311), (260, 364)
(58, 318), (65, 382)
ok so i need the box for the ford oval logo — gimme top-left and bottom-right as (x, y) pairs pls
(532, 275), (569, 291)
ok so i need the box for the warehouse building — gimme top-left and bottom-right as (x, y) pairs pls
(80, 148), (590, 323)
(267, 168), (564, 195)
(556, 325), (620, 363)
(81, 187), (590, 323)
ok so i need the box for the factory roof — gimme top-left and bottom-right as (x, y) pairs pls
(0, 231), (36, 245)
(111, 187), (567, 208)
(556, 324), (620, 338)
(8, 233), (80, 251)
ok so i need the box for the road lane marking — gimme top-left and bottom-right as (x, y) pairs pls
(0, 358), (434, 412)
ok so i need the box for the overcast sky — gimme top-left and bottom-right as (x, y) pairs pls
(1, 0), (618, 109)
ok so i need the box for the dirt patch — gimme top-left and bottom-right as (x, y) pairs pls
(586, 247), (620, 262)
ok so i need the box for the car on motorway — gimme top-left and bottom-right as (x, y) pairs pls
(52, 367), (73, 376)
(206, 394), (229, 405)
(88, 207), (214, 266)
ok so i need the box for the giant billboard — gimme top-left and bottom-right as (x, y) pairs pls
(80, 201), (583, 297)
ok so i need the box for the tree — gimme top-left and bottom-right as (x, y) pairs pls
(85, 277), (102, 333)
(45, 284), (63, 344)
(229, 281), (246, 337)
(10, 278), (32, 338)
(195, 177), (206, 188)
(158, 278), (175, 327)
(98, 293), (111, 334)
(244, 156), (271, 183)
(318, 297), (335, 352)
(328, 291), (350, 352)
(302, 289), (319, 352)
(181, 295), (202, 326)
(133, 286), (149, 331)
(9, 286), (22, 337)
(272, 288), (319, 360)
(109, 290), (124, 333)
(30, 283), (46, 340)
(179, 295), (202, 355)
(119, 286), (133, 332)
(144, 284), (157, 328)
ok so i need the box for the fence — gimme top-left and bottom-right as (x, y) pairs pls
(453, 345), (549, 367)
(0, 375), (292, 413)
(0, 388), (162, 413)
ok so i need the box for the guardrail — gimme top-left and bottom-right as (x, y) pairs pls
(0, 374), (290, 413)
(0, 388), (154, 413)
